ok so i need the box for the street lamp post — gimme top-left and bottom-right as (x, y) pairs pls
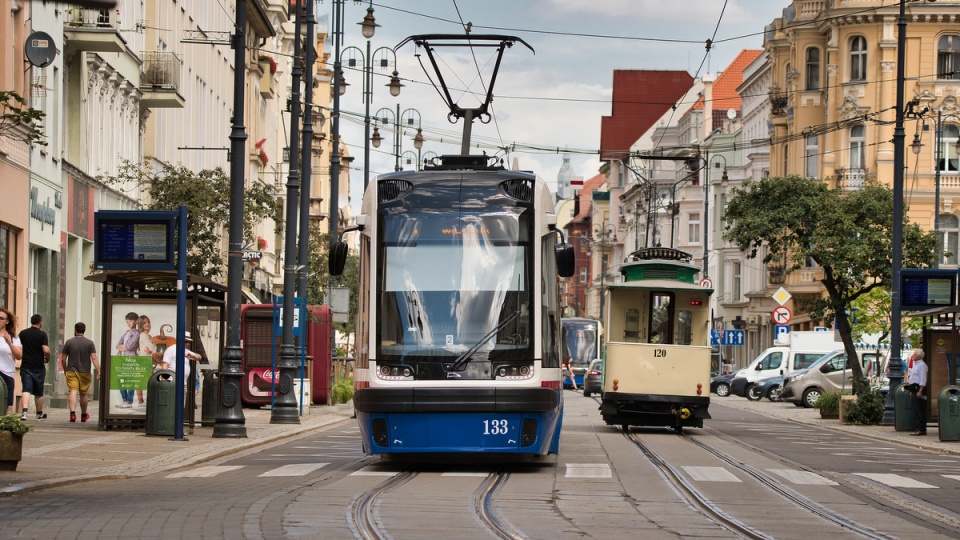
(885, 0), (911, 426)
(372, 106), (421, 172)
(705, 154), (726, 277)
(912, 110), (960, 268)
(273, 0), (306, 425)
(594, 224), (614, 320)
(214, 0), (249, 438)
(340, 37), (399, 190)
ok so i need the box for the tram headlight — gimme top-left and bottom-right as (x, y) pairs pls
(494, 364), (534, 380)
(375, 364), (415, 381)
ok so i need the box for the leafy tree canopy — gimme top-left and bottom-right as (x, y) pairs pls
(100, 160), (281, 279)
(723, 175), (935, 392)
(1, 90), (46, 146)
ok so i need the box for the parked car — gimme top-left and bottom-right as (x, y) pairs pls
(582, 360), (603, 398)
(747, 375), (784, 401)
(782, 346), (897, 408)
(711, 373), (735, 397)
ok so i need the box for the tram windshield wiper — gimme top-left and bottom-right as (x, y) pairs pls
(450, 309), (521, 371)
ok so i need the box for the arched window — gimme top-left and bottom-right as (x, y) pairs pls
(940, 214), (960, 266)
(939, 124), (960, 172)
(850, 36), (867, 82)
(849, 124), (865, 170)
(938, 35), (960, 80)
(805, 133), (818, 178)
(806, 48), (820, 90)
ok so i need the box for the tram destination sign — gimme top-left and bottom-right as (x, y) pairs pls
(900, 269), (958, 311)
(94, 210), (177, 271)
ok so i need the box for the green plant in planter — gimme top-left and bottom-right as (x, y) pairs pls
(813, 391), (841, 411)
(331, 378), (354, 405)
(844, 388), (885, 424)
(0, 413), (33, 436)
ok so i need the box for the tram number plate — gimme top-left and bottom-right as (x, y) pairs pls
(653, 348), (668, 358)
(483, 419), (510, 435)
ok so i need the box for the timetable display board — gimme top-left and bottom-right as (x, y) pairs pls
(94, 210), (177, 270)
(900, 269), (958, 311)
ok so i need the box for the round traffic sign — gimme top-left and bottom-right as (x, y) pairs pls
(772, 306), (792, 325)
(699, 277), (713, 288)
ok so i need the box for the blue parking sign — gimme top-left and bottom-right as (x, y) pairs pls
(775, 325), (790, 342)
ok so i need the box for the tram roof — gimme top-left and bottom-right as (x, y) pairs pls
(607, 279), (713, 293)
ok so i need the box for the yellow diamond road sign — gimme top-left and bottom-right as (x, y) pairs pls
(773, 287), (792, 306)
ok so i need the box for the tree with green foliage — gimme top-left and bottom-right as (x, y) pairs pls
(1, 90), (46, 146)
(723, 176), (935, 394)
(99, 160), (281, 279)
(849, 287), (924, 350)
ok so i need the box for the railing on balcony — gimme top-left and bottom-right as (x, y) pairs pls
(141, 52), (182, 90)
(836, 168), (866, 190)
(67, 8), (115, 28)
(770, 89), (788, 117)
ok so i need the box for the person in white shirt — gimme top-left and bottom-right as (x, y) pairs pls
(161, 332), (201, 387)
(905, 350), (928, 436)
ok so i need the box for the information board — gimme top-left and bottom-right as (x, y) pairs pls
(900, 269), (958, 311)
(94, 211), (177, 270)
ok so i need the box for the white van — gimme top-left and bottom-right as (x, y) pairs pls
(729, 331), (841, 397)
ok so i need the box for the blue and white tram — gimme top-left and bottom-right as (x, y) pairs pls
(330, 155), (574, 455)
(560, 318), (602, 388)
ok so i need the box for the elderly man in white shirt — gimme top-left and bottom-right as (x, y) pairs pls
(905, 350), (928, 436)
(161, 332), (202, 387)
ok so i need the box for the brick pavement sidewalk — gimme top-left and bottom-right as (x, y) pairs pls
(1, 400), (355, 495)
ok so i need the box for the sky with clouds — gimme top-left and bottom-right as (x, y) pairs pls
(320, 0), (790, 211)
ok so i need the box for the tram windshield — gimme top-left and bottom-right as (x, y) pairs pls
(378, 208), (533, 379)
(561, 320), (600, 369)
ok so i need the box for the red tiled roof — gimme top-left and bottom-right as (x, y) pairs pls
(570, 173), (607, 223)
(691, 49), (763, 115)
(600, 70), (694, 160)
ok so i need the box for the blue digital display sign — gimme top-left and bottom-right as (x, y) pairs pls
(94, 210), (177, 270)
(900, 269), (958, 311)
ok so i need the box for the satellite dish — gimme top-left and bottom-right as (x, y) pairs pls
(726, 109), (737, 120)
(25, 31), (57, 68)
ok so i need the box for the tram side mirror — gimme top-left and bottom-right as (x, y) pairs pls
(329, 241), (348, 276)
(556, 242), (575, 278)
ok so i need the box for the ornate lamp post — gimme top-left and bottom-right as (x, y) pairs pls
(372, 106), (421, 172)
(911, 110), (960, 268)
(705, 153), (726, 277)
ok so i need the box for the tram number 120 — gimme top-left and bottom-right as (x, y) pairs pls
(483, 419), (510, 435)
(653, 348), (668, 358)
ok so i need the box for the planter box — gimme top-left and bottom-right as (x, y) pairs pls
(839, 395), (857, 423)
(0, 431), (24, 471)
(819, 409), (839, 419)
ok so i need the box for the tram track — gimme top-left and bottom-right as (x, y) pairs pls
(622, 426), (893, 540)
(347, 468), (526, 540)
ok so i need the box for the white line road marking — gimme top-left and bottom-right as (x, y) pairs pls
(943, 475), (960, 482)
(166, 466), (244, 478)
(682, 466), (741, 482)
(351, 466), (400, 477)
(855, 473), (939, 489)
(767, 469), (838, 485)
(441, 472), (491, 477)
(565, 464), (612, 478)
(259, 463), (329, 477)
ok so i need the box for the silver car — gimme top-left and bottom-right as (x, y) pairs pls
(781, 351), (854, 408)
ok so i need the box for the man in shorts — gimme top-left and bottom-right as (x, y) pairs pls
(18, 314), (50, 420)
(59, 322), (100, 423)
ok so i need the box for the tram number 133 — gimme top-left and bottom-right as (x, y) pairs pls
(483, 419), (511, 435)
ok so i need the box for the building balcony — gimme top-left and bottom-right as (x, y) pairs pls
(64, 8), (126, 53)
(140, 52), (185, 109)
(835, 168), (867, 190)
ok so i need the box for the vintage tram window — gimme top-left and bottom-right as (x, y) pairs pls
(649, 293), (673, 344)
(624, 308), (640, 342)
(677, 310), (693, 346)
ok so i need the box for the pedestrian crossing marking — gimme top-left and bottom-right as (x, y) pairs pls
(166, 465), (244, 478)
(855, 473), (938, 489)
(943, 475), (960, 483)
(682, 466), (740, 482)
(350, 466), (400, 477)
(259, 463), (329, 477)
(565, 464), (612, 478)
(441, 472), (490, 477)
(767, 469), (838, 485)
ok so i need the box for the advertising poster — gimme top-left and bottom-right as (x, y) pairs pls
(108, 300), (180, 416)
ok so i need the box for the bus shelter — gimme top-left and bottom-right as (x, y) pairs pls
(84, 270), (226, 430)
(908, 305), (960, 422)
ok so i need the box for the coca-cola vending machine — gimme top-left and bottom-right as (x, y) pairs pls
(240, 304), (332, 406)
